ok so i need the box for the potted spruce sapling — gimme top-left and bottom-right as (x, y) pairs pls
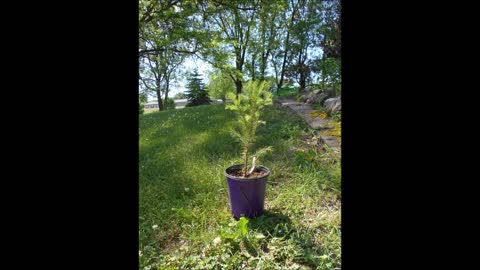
(224, 80), (273, 219)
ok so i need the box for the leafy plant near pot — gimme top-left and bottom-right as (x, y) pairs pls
(224, 80), (273, 219)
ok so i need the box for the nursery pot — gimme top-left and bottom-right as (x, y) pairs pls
(225, 164), (270, 219)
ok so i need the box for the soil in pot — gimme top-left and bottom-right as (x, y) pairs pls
(228, 167), (268, 178)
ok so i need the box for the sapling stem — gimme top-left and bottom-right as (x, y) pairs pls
(248, 157), (256, 175)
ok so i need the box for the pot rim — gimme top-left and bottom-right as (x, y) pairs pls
(225, 164), (271, 181)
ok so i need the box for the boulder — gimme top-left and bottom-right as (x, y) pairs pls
(310, 89), (322, 97)
(306, 91), (328, 104)
(326, 88), (336, 98)
(298, 89), (319, 103)
(323, 96), (341, 115)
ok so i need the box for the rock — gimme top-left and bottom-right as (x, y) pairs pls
(306, 92), (328, 104)
(311, 89), (322, 95)
(326, 88), (336, 98)
(298, 89), (319, 103)
(324, 97), (341, 115)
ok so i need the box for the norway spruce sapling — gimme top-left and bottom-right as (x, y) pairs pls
(226, 80), (273, 177)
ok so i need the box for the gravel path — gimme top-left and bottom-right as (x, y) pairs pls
(279, 97), (340, 149)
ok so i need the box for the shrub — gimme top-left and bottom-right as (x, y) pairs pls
(164, 98), (176, 110)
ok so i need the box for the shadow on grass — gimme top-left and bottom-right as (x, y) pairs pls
(247, 209), (330, 268)
(248, 209), (293, 236)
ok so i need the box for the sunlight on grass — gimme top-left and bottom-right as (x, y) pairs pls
(139, 103), (341, 269)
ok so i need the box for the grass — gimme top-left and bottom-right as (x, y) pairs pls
(144, 107), (185, 114)
(139, 103), (341, 269)
(275, 86), (299, 97)
(312, 102), (323, 111)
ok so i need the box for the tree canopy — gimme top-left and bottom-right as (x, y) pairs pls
(139, 0), (341, 110)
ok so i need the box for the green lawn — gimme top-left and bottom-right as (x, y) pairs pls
(139, 103), (341, 269)
(276, 86), (299, 97)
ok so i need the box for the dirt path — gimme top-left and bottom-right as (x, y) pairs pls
(278, 97), (340, 149)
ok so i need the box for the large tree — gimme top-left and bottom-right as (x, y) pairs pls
(139, 0), (205, 110)
(319, 0), (341, 60)
(284, 0), (322, 91)
(245, 0), (284, 82)
(311, 0), (341, 93)
(199, 0), (261, 98)
(269, 0), (302, 91)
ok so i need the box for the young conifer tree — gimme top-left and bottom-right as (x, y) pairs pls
(226, 80), (273, 177)
(185, 69), (211, 107)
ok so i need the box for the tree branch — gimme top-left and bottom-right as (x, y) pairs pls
(210, 0), (260, 11)
(139, 46), (197, 56)
(217, 13), (234, 40)
(139, 77), (155, 92)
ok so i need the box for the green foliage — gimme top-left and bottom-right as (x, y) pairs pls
(331, 111), (341, 122)
(312, 57), (341, 94)
(139, 92), (148, 103)
(185, 69), (212, 107)
(201, 0), (263, 93)
(207, 71), (235, 101)
(164, 98), (176, 110)
(226, 80), (273, 176)
(276, 86), (299, 97)
(139, 0), (341, 112)
(220, 217), (249, 243)
(312, 101), (322, 110)
(263, 76), (277, 92)
(139, 102), (144, 115)
(139, 0), (200, 107)
(172, 92), (186, 100)
(319, 0), (341, 59)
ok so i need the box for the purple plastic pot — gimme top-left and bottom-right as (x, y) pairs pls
(225, 164), (270, 219)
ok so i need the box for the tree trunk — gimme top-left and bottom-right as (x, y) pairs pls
(260, 53), (268, 81)
(243, 147), (249, 177)
(278, 2), (298, 90)
(278, 22), (292, 90)
(299, 71), (306, 90)
(235, 48), (243, 98)
(164, 77), (170, 106)
(235, 80), (242, 99)
(156, 87), (164, 111)
(251, 58), (256, 81)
